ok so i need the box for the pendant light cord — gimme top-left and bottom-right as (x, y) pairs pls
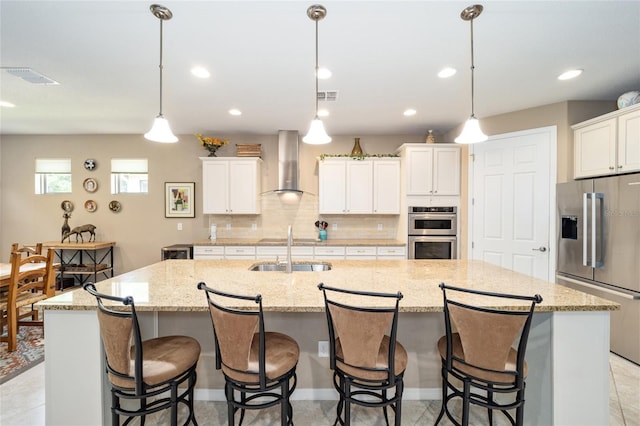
(469, 17), (475, 119)
(314, 18), (319, 119)
(158, 18), (164, 116)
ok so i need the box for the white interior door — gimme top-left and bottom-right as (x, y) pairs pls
(470, 126), (556, 281)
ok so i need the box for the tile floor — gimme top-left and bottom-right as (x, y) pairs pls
(1, 353), (638, 425)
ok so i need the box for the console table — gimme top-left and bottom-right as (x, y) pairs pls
(42, 241), (115, 289)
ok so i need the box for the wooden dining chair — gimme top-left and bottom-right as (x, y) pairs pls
(0, 248), (55, 352)
(10, 242), (43, 257)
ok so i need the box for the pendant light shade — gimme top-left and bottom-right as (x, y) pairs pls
(455, 4), (487, 145)
(303, 117), (332, 144)
(303, 4), (331, 145)
(455, 116), (488, 144)
(145, 4), (178, 143)
(145, 115), (178, 143)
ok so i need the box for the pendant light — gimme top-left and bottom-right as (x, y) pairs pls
(303, 4), (331, 145)
(455, 4), (488, 144)
(144, 4), (178, 143)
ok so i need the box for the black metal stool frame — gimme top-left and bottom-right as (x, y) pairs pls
(84, 283), (198, 426)
(198, 282), (298, 426)
(435, 283), (543, 426)
(318, 283), (405, 426)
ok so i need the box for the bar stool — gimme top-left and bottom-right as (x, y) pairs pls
(197, 282), (300, 426)
(435, 283), (543, 426)
(318, 283), (406, 426)
(83, 283), (200, 426)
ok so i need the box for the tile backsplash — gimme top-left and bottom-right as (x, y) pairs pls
(208, 192), (399, 240)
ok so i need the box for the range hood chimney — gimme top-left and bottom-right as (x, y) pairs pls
(275, 130), (303, 195)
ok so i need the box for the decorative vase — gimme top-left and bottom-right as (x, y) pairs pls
(426, 130), (436, 144)
(319, 229), (327, 241)
(351, 137), (363, 155)
(207, 150), (217, 157)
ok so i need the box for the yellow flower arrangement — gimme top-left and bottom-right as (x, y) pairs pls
(196, 133), (229, 157)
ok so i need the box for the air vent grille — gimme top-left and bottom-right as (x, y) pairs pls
(317, 90), (338, 102)
(2, 67), (60, 85)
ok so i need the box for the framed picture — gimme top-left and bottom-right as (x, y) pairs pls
(165, 182), (195, 218)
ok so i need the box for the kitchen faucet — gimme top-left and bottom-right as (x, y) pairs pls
(286, 225), (293, 274)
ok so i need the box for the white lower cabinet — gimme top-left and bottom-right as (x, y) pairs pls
(346, 246), (377, 260)
(313, 246), (346, 260)
(224, 246), (256, 260)
(193, 246), (224, 260)
(376, 246), (407, 259)
(256, 246), (313, 260)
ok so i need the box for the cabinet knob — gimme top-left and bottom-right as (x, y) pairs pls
(609, 166), (615, 170)
(617, 165), (623, 169)
(434, 190), (438, 194)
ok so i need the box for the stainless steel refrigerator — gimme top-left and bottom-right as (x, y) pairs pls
(556, 173), (640, 365)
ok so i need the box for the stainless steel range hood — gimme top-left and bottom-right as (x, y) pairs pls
(273, 130), (303, 195)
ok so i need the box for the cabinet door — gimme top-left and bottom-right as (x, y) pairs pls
(617, 108), (640, 174)
(574, 118), (617, 178)
(433, 147), (460, 195)
(346, 161), (373, 213)
(319, 160), (347, 214)
(228, 161), (260, 214)
(373, 159), (400, 214)
(202, 161), (229, 214)
(406, 147), (433, 195)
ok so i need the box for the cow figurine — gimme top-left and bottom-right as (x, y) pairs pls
(62, 224), (96, 243)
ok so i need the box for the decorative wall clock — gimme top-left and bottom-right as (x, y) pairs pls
(84, 159), (97, 171)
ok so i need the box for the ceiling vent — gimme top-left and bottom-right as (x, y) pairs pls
(317, 90), (338, 101)
(2, 67), (60, 85)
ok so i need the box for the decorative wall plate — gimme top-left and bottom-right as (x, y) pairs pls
(83, 177), (98, 193)
(61, 200), (74, 212)
(109, 200), (122, 213)
(84, 158), (97, 171)
(84, 200), (97, 212)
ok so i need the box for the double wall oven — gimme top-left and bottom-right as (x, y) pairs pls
(408, 206), (457, 259)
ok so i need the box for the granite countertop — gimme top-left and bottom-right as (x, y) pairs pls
(39, 259), (618, 313)
(193, 238), (406, 247)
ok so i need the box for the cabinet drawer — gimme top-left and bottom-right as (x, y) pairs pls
(346, 246), (376, 256)
(224, 246), (256, 256)
(313, 247), (345, 259)
(377, 246), (407, 257)
(256, 246), (287, 256)
(193, 246), (224, 256)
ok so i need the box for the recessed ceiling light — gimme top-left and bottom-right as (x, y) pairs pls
(317, 68), (332, 79)
(191, 66), (210, 78)
(0, 101), (16, 108)
(558, 69), (583, 80)
(438, 67), (457, 78)
(317, 109), (329, 117)
(229, 109), (242, 116)
(403, 109), (417, 116)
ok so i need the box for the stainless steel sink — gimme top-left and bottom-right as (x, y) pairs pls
(249, 261), (332, 272)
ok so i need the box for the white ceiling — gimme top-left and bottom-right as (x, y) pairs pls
(1, 1), (639, 138)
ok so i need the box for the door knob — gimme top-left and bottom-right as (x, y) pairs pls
(532, 246), (547, 252)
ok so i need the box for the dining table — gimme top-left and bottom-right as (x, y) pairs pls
(0, 261), (58, 296)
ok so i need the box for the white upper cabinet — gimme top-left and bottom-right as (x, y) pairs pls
(573, 104), (640, 179)
(318, 157), (400, 214)
(201, 157), (261, 214)
(400, 144), (461, 196)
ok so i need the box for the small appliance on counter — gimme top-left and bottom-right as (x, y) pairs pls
(556, 173), (640, 365)
(161, 244), (193, 260)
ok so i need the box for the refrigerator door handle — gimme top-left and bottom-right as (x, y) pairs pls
(583, 193), (588, 266)
(584, 192), (604, 268)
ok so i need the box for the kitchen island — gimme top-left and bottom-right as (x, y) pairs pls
(39, 259), (617, 425)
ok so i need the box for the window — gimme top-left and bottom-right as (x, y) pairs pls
(35, 158), (71, 194)
(111, 159), (148, 194)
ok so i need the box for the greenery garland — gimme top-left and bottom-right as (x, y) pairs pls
(319, 153), (399, 161)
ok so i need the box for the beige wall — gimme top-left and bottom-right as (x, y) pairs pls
(0, 133), (420, 272)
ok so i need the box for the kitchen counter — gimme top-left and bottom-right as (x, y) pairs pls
(40, 259), (616, 425)
(39, 259), (615, 313)
(193, 238), (406, 247)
